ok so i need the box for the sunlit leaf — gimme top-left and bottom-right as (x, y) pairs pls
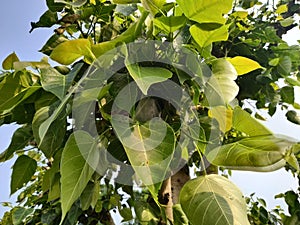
(190, 24), (229, 48)
(112, 0), (140, 3)
(11, 155), (37, 195)
(55, 0), (87, 7)
(209, 106), (233, 132)
(2, 52), (19, 70)
(180, 174), (249, 225)
(50, 39), (95, 65)
(204, 59), (239, 106)
(154, 16), (186, 33)
(206, 135), (296, 172)
(0, 71), (41, 115)
(276, 4), (288, 14)
(176, 0), (234, 24)
(232, 106), (272, 136)
(227, 56), (262, 75)
(141, 0), (166, 15)
(60, 131), (99, 224)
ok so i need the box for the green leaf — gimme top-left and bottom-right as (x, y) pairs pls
(227, 56), (262, 75)
(232, 106), (272, 136)
(206, 135), (295, 172)
(126, 65), (173, 95)
(173, 204), (189, 225)
(285, 77), (300, 86)
(11, 155), (37, 195)
(276, 4), (288, 14)
(190, 24), (229, 48)
(32, 106), (66, 158)
(0, 125), (32, 162)
(2, 52), (20, 70)
(286, 110), (300, 125)
(204, 59), (238, 106)
(154, 16), (186, 33)
(176, 0), (234, 24)
(30, 10), (58, 33)
(279, 17), (294, 27)
(112, 0), (140, 3)
(277, 56), (292, 76)
(180, 174), (249, 225)
(91, 11), (149, 58)
(40, 34), (68, 56)
(141, 0), (166, 15)
(13, 58), (50, 71)
(80, 182), (100, 210)
(113, 117), (175, 197)
(60, 131), (99, 224)
(12, 207), (34, 225)
(55, 0), (87, 7)
(50, 39), (95, 65)
(40, 65), (78, 100)
(46, 0), (65, 12)
(0, 72), (41, 115)
(280, 86), (294, 104)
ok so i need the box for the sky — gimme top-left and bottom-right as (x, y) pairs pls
(0, 0), (300, 220)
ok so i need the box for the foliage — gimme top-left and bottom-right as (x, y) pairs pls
(0, 0), (300, 224)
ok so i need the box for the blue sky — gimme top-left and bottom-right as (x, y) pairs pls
(0, 0), (300, 220)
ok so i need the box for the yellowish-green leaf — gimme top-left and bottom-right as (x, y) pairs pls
(2, 52), (19, 70)
(209, 106), (233, 132)
(60, 131), (99, 224)
(227, 56), (262, 75)
(141, 0), (165, 15)
(190, 24), (229, 48)
(154, 16), (186, 33)
(231, 11), (248, 19)
(50, 39), (95, 65)
(276, 4), (288, 14)
(180, 174), (249, 225)
(206, 135), (295, 172)
(13, 57), (50, 71)
(232, 106), (272, 136)
(176, 0), (234, 24)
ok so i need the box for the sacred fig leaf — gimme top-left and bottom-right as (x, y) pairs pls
(141, 0), (166, 15)
(227, 56), (262, 75)
(40, 34), (68, 56)
(2, 52), (20, 70)
(154, 16), (186, 34)
(40, 66), (78, 101)
(60, 131), (100, 224)
(190, 24), (229, 48)
(204, 59), (239, 106)
(12, 207), (34, 225)
(126, 64), (173, 95)
(0, 125), (33, 162)
(232, 106), (272, 136)
(112, 0), (140, 3)
(32, 106), (66, 158)
(50, 39), (95, 65)
(173, 204), (189, 225)
(176, 0), (234, 24)
(208, 106), (233, 133)
(206, 135), (296, 172)
(180, 174), (250, 225)
(0, 71), (41, 115)
(11, 155), (37, 195)
(30, 10), (58, 33)
(113, 116), (175, 197)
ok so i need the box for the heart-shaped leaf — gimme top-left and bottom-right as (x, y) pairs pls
(176, 0), (234, 24)
(180, 174), (249, 225)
